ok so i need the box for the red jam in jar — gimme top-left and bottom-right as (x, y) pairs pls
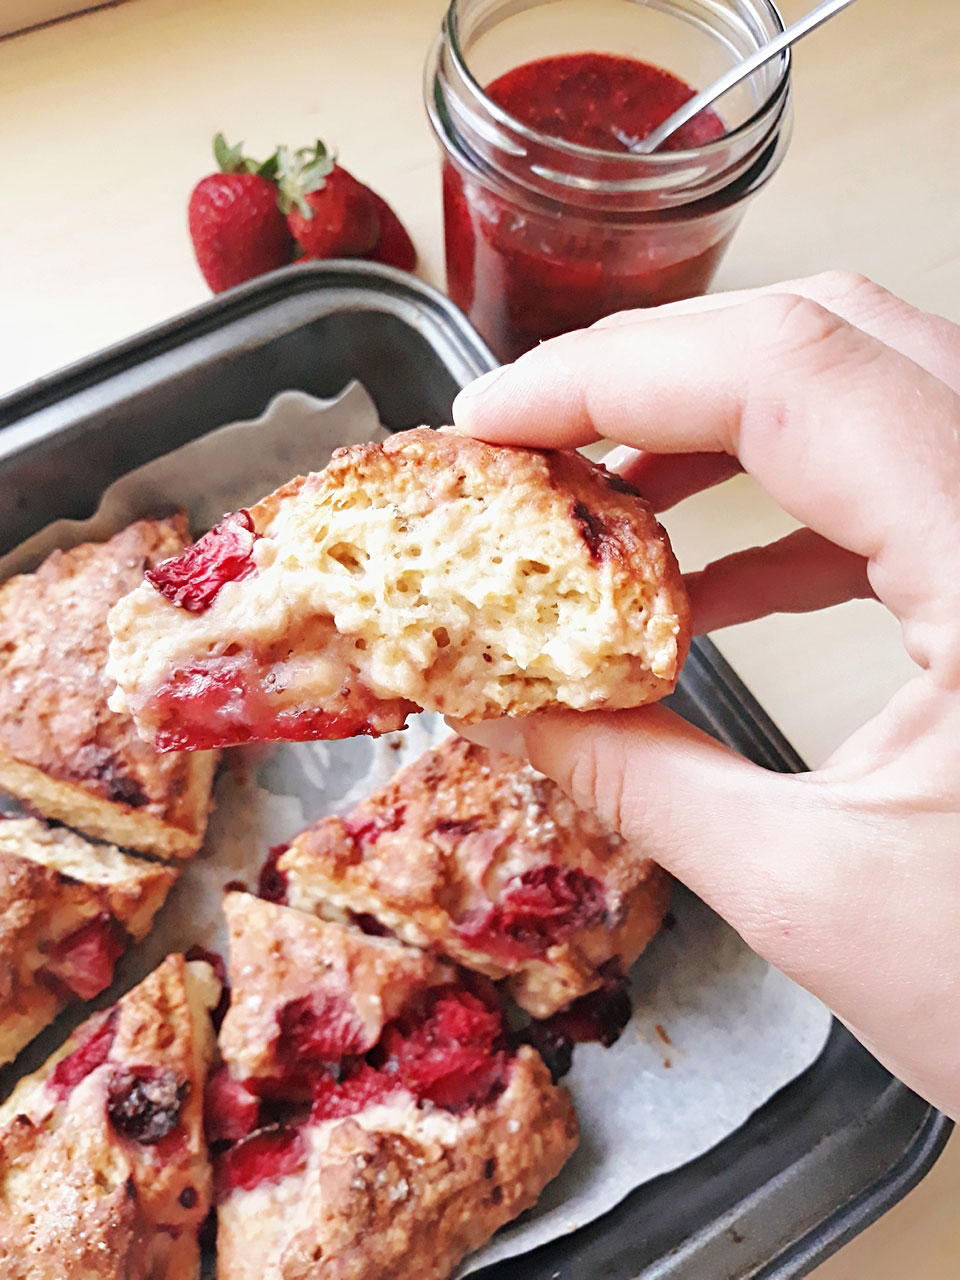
(486, 54), (724, 157)
(427, 0), (792, 360)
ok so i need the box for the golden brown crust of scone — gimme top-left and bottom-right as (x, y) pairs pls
(217, 1048), (577, 1280)
(219, 894), (453, 1085)
(0, 818), (176, 1067)
(0, 954), (218, 1279)
(280, 736), (670, 1017)
(0, 515), (217, 857)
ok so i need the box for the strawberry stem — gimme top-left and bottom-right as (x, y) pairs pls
(213, 133), (281, 183)
(276, 141), (336, 219)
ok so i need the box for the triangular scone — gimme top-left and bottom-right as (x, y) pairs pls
(0, 515), (218, 858)
(0, 816), (177, 1067)
(212, 905), (577, 1280)
(107, 429), (690, 750)
(218, 893), (453, 1089)
(217, 1048), (576, 1280)
(265, 735), (671, 1019)
(0, 953), (221, 1279)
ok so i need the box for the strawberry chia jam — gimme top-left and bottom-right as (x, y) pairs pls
(426, 0), (792, 359)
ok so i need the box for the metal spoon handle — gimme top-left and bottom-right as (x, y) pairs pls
(635, 0), (858, 154)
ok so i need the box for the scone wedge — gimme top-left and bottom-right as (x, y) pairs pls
(0, 952), (221, 1279)
(0, 515), (218, 858)
(107, 430), (690, 750)
(0, 816), (177, 1067)
(263, 735), (671, 1018)
(211, 897), (577, 1280)
(217, 892), (453, 1090)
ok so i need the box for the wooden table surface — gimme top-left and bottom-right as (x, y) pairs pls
(0, 0), (957, 1274)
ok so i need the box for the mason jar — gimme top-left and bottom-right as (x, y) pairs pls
(425, 0), (793, 360)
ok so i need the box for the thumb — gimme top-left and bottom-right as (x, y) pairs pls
(452, 705), (837, 973)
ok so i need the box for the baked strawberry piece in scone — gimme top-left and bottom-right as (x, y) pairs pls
(0, 515), (218, 858)
(217, 892), (452, 1092)
(262, 735), (671, 1019)
(106, 429), (690, 751)
(0, 953), (221, 1279)
(211, 897), (578, 1280)
(0, 816), (177, 1067)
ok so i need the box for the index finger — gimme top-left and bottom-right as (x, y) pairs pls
(452, 294), (960, 669)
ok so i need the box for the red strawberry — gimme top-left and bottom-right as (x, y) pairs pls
(278, 142), (379, 259)
(188, 134), (294, 294)
(362, 189), (417, 272)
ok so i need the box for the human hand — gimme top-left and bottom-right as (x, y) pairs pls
(451, 272), (960, 1119)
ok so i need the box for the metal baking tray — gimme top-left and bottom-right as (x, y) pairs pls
(0, 262), (950, 1278)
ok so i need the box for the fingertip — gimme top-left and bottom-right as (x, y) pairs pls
(451, 338), (604, 449)
(451, 366), (509, 427)
(444, 716), (530, 760)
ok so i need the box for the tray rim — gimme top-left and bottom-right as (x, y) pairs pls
(0, 261), (951, 1277)
(0, 260), (489, 431)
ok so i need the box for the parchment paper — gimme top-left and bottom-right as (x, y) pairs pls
(0, 386), (832, 1274)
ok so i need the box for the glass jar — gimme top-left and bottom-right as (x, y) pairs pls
(425, 0), (793, 361)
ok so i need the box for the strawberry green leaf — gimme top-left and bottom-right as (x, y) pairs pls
(275, 140), (336, 219)
(214, 133), (249, 174)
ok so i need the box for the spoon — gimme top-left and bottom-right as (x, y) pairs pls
(631, 0), (858, 154)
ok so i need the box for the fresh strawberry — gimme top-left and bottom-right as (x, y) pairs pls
(362, 189), (417, 271)
(188, 134), (294, 294)
(278, 142), (379, 259)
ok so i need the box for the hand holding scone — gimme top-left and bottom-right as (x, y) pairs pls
(452, 272), (960, 1122)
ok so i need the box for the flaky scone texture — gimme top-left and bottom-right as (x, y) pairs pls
(219, 894), (453, 1084)
(0, 817), (177, 1066)
(217, 1047), (577, 1280)
(0, 515), (218, 857)
(107, 430), (690, 749)
(0, 954), (220, 1280)
(277, 736), (671, 1018)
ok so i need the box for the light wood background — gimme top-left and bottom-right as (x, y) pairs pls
(0, 1), (957, 1274)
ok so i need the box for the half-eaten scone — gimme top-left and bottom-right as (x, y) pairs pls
(107, 430), (690, 750)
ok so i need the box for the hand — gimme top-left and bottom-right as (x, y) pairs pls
(451, 272), (960, 1120)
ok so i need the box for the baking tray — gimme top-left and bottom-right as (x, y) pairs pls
(0, 261), (950, 1278)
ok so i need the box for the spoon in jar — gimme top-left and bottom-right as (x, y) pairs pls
(631, 0), (858, 154)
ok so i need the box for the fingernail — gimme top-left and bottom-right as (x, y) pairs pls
(454, 365), (507, 405)
(602, 444), (641, 475)
(445, 716), (528, 760)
